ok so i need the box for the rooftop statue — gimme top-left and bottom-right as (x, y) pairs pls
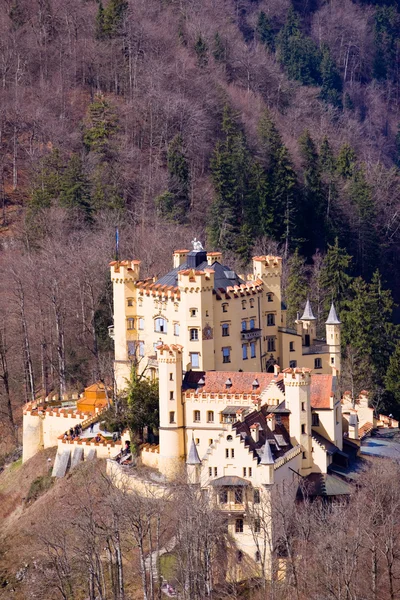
(191, 237), (204, 252)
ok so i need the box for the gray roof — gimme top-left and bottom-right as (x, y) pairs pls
(210, 475), (250, 487)
(325, 302), (341, 325)
(349, 414), (358, 427)
(300, 299), (316, 321)
(305, 473), (353, 497)
(154, 261), (244, 291)
(260, 441), (274, 465)
(187, 438), (201, 465)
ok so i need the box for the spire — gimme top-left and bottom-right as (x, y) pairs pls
(260, 440), (274, 465)
(325, 302), (341, 325)
(187, 438), (201, 465)
(300, 299), (316, 321)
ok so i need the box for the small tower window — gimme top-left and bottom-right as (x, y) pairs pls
(314, 358), (322, 369)
(209, 467), (212, 477)
(242, 344), (248, 360)
(250, 342), (256, 358)
(242, 321), (247, 331)
(289, 341), (294, 352)
(254, 489), (260, 504)
(242, 300), (247, 310)
(138, 318), (145, 330)
(250, 318), (255, 330)
(250, 298), (255, 308)
(267, 337), (275, 352)
(169, 373), (173, 381)
(234, 488), (243, 503)
(267, 293), (273, 302)
(222, 303), (228, 313)
(301, 424), (306, 434)
(190, 328), (199, 341)
(174, 322), (180, 336)
(127, 318), (135, 330)
(249, 467), (252, 477)
(225, 449), (229, 458)
(254, 518), (261, 533)
(289, 360), (297, 368)
(243, 467), (247, 477)
(170, 391), (174, 400)
(222, 323), (229, 337)
(169, 411), (175, 423)
(127, 298), (133, 307)
(214, 467), (218, 476)
(237, 550), (243, 562)
(190, 308), (197, 317)
(255, 551), (261, 562)
(267, 314), (275, 326)
(231, 449), (235, 458)
(190, 352), (200, 368)
(312, 413), (319, 426)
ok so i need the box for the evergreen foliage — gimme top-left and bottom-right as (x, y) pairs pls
(59, 154), (93, 221)
(156, 134), (190, 222)
(285, 249), (308, 327)
(385, 340), (400, 411)
(349, 166), (378, 278)
(336, 143), (357, 178)
(319, 237), (352, 314)
(320, 45), (342, 108)
(373, 6), (400, 81)
(83, 95), (119, 156)
(96, 0), (128, 39)
(257, 11), (275, 51)
(212, 33), (226, 62)
(194, 35), (208, 67)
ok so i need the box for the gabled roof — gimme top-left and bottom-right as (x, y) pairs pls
(300, 299), (316, 321)
(326, 302), (341, 325)
(210, 476), (250, 487)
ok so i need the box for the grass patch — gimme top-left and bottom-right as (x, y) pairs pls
(10, 458), (22, 471)
(159, 553), (177, 580)
(25, 474), (54, 504)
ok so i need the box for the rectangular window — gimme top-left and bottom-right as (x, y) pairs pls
(209, 438), (213, 446)
(243, 467), (247, 477)
(248, 467), (252, 477)
(235, 519), (243, 533)
(267, 337), (275, 352)
(250, 318), (255, 330)
(314, 358), (322, 369)
(301, 424), (306, 434)
(214, 467), (218, 477)
(138, 341), (145, 357)
(331, 357), (335, 364)
(267, 293), (273, 302)
(290, 341), (295, 352)
(250, 342), (256, 358)
(222, 324), (229, 337)
(336, 407), (339, 425)
(219, 490), (228, 503)
(312, 413), (320, 426)
(234, 488), (243, 504)
(241, 321), (247, 331)
(169, 411), (175, 423)
(302, 451), (307, 460)
(127, 341), (135, 356)
(207, 411), (214, 423)
(222, 347), (231, 363)
(254, 489), (260, 504)
(190, 309), (197, 317)
(209, 467), (212, 477)
(127, 298), (133, 307)
(138, 318), (144, 330)
(225, 449), (229, 458)
(190, 328), (199, 341)
(127, 318), (135, 330)
(195, 438), (200, 445)
(301, 402), (305, 411)
(289, 360), (297, 368)
(170, 391), (174, 400)
(242, 344), (248, 360)
(191, 353), (200, 368)
(222, 303), (228, 313)
(155, 318), (167, 333)
(267, 314), (275, 326)
(231, 449), (235, 458)
(169, 373), (173, 381)
(174, 322), (180, 336)
(194, 410), (201, 422)
(254, 518), (261, 533)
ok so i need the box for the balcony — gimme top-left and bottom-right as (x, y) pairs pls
(108, 325), (115, 339)
(302, 343), (329, 355)
(241, 328), (262, 341)
(147, 356), (158, 368)
(218, 502), (245, 512)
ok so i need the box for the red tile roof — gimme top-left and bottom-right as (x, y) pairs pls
(310, 375), (334, 409)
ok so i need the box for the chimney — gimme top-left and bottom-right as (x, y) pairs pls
(236, 407), (245, 422)
(250, 423), (260, 443)
(348, 412), (359, 441)
(173, 249), (189, 268)
(274, 364), (281, 377)
(267, 413), (276, 431)
(207, 251), (222, 265)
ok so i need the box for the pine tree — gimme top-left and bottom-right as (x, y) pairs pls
(336, 143), (357, 178)
(319, 237), (352, 314)
(320, 137), (336, 174)
(285, 249), (308, 327)
(212, 33), (226, 62)
(385, 340), (400, 412)
(156, 134), (190, 222)
(30, 149), (65, 210)
(194, 35), (208, 67)
(320, 44), (342, 108)
(102, 0), (128, 38)
(349, 166), (378, 278)
(257, 11), (275, 51)
(83, 94), (119, 156)
(95, 1), (106, 40)
(59, 154), (93, 221)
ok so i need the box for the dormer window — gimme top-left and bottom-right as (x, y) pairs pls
(252, 378), (259, 390)
(225, 378), (232, 389)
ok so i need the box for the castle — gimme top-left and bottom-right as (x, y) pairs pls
(109, 240), (341, 391)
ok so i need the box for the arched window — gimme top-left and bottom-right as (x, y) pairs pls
(155, 317), (167, 333)
(241, 300), (247, 310)
(250, 298), (254, 308)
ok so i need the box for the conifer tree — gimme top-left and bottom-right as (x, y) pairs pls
(194, 35), (208, 67)
(156, 134), (190, 223)
(336, 143), (357, 178)
(30, 149), (65, 210)
(319, 237), (352, 314)
(212, 33), (226, 62)
(59, 154), (93, 221)
(83, 94), (119, 156)
(320, 45), (342, 108)
(320, 137), (336, 174)
(349, 166), (378, 278)
(285, 249), (308, 327)
(102, 0), (128, 38)
(95, 1), (106, 40)
(257, 12), (275, 51)
(385, 340), (400, 411)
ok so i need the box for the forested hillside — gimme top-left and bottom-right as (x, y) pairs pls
(2, 0), (400, 452)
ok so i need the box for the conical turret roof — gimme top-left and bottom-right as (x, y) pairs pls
(187, 438), (201, 465)
(260, 440), (274, 465)
(300, 299), (316, 321)
(325, 302), (341, 325)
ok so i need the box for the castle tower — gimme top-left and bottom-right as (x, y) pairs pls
(157, 344), (185, 478)
(283, 368), (313, 475)
(186, 437), (201, 484)
(110, 260), (141, 392)
(299, 299), (316, 346)
(325, 302), (341, 375)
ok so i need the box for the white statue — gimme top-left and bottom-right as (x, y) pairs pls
(191, 237), (204, 252)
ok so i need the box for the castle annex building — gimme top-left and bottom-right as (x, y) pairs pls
(110, 241), (341, 391)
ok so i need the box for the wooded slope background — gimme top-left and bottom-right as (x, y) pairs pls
(2, 0), (400, 453)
